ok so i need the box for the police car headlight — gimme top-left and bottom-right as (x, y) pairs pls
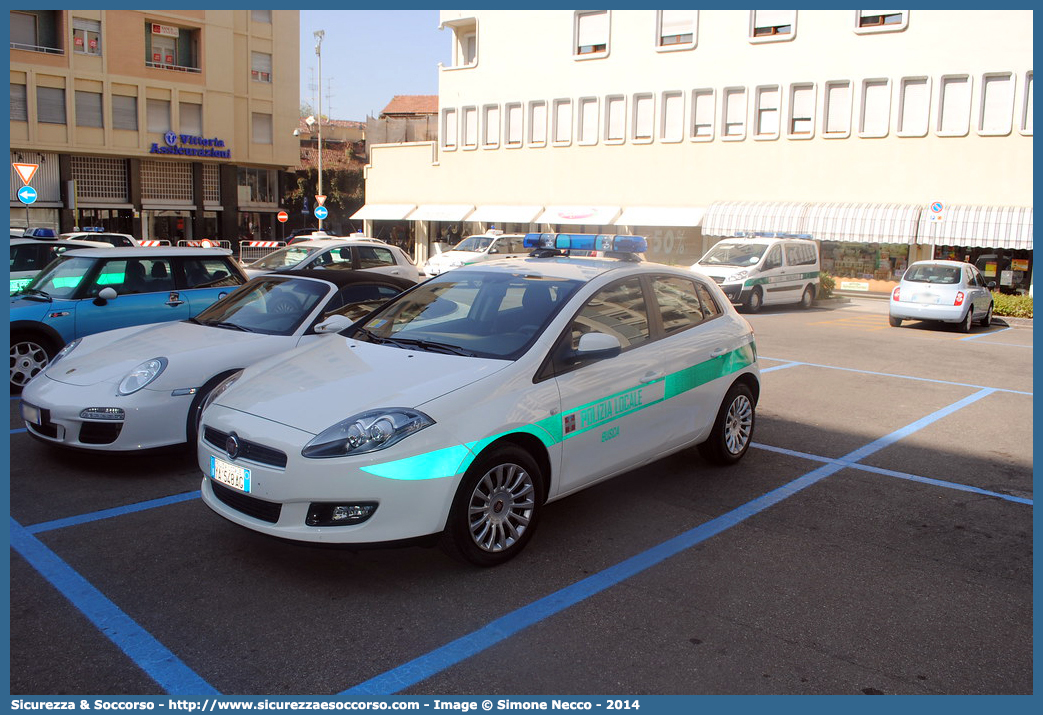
(302, 408), (434, 459)
(117, 357), (168, 395)
(729, 270), (749, 282)
(201, 370), (244, 413)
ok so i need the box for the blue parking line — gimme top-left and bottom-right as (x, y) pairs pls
(960, 326), (1012, 341)
(26, 491), (201, 534)
(11, 427), (27, 435)
(9, 518), (219, 695)
(343, 387), (1001, 696)
(759, 356), (1033, 396)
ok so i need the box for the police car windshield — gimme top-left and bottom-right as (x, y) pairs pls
(700, 242), (768, 267)
(249, 246), (316, 270)
(21, 255), (95, 300)
(350, 270), (582, 359)
(451, 236), (494, 252)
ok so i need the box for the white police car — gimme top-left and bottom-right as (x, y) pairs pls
(198, 233), (760, 566)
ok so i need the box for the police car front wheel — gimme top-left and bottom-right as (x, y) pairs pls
(441, 444), (543, 567)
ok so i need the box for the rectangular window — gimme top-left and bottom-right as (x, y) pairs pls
(937, 74), (971, 136)
(578, 97), (599, 145)
(505, 103), (523, 146)
(145, 22), (199, 71)
(553, 98), (573, 145)
(37, 86), (66, 124)
(251, 10), (271, 23)
(75, 90), (103, 128)
(461, 32), (477, 65)
(660, 91), (684, 142)
(482, 104), (500, 148)
(855, 10), (908, 33)
(823, 80), (851, 136)
(788, 83), (815, 137)
(72, 18), (101, 56)
(112, 95), (138, 130)
(632, 93), (654, 142)
(10, 84), (28, 121)
(442, 108), (458, 149)
(146, 98), (170, 133)
(657, 10), (696, 48)
(1021, 71), (1033, 135)
(897, 76), (930, 137)
(528, 100), (547, 145)
(605, 95), (626, 143)
(754, 85), (781, 138)
(722, 87), (747, 139)
(978, 72), (1015, 136)
(180, 102), (202, 135)
(859, 78), (891, 137)
(251, 52), (272, 83)
(11, 11), (62, 53)
(447, 19), (478, 68)
(691, 89), (715, 140)
(462, 106), (478, 148)
(751, 10), (795, 39)
(575, 11), (609, 56)
(252, 112), (273, 144)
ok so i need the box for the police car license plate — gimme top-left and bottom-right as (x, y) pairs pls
(210, 455), (251, 493)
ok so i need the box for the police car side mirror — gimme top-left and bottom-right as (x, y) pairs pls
(315, 314), (355, 334)
(575, 332), (622, 360)
(93, 287), (118, 305)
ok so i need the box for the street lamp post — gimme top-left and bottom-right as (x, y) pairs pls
(314, 30), (325, 230)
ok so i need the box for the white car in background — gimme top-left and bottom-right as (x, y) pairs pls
(889, 260), (995, 332)
(243, 238), (420, 282)
(19, 269), (415, 451)
(197, 233), (760, 566)
(423, 231), (529, 276)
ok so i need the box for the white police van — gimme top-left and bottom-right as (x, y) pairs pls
(692, 232), (820, 312)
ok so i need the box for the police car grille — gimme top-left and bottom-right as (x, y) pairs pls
(203, 426), (288, 468)
(210, 481), (282, 524)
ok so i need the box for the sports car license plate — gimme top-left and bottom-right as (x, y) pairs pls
(21, 402), (41, 425)
(210, 455), (251, 493)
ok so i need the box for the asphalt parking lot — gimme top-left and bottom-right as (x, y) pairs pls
(8, 295), (1033, 696)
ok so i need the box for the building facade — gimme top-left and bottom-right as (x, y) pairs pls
(356, 9), (1033, 294)
(10, 9), (300, 246)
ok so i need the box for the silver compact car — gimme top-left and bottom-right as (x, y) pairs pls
(889, 260), (995, 332)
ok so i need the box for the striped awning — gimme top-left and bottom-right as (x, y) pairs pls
(469, 205), (544, 224)
(916, 205), (1033, 249)
(804, 202), (921, 244)
(701, 201), (809, 237)
(408, 204), (475, 222)
(350, 204), (416, 221)
(615, 206), (706, 227)
(536, 205), (621, 226)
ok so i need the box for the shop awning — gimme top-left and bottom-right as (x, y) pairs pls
(803, 202), (921, 244)
(701, 201), (809, 237)
(615, 207), (706, 227)
(916, 205), (1033, 249)
(350, 204), (416, 221)
(536, 205), (621, 226)
(407, 204), (475, 222)
(469, 205), (544, 224)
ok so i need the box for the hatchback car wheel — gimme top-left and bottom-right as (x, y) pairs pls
(10, 333), (55, 392)
(981, 303), (993, 328)
(889, 315), (903, 327)
(699, 382), (755, 465)
(442, 444), (543, 566)
(960, 307), (974, 333)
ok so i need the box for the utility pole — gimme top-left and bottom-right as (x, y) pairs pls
(314, 29), (325, 230)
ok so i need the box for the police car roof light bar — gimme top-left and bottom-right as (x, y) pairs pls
(523, 233), (648, 254)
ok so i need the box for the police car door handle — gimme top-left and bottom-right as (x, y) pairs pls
(641, 370), (664, 383)
(710, 347), (727, 357)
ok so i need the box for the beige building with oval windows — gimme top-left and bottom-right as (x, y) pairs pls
(10, 9), (299, 246)
(356, 9), (1033, 295)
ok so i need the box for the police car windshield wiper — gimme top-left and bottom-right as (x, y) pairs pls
(386, 337), (476, 357)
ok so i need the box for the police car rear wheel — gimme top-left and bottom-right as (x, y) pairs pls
(698, 383), (755, 465)
(800, 285), (815, 309)
(441, 444), (543, 567)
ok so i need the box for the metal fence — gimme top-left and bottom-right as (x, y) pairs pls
(238, 240), (286, 264)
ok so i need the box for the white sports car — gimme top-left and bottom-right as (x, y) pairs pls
(198, 234), (761, 566)
(19, 270), (415, 452)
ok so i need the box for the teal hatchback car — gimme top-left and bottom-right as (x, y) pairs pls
(10, 247), (247, 391)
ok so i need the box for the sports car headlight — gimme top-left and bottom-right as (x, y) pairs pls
(302, 408), (434, 459)
(201, 370), (244, 414)
(46, 338), (82, 371)
(117, 357), (168, 396)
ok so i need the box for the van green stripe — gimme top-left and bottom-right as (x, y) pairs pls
(359, 341), (756, 481)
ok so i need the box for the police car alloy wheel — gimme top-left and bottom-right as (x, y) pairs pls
(698, 383), (755, 465)
(441, 443), (544, 567)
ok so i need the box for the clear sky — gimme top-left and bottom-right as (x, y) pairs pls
(299, 10), (449, 122)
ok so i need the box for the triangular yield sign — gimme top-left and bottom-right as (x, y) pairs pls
(13, 163), (38, 185)
(315, 194), (327, 207)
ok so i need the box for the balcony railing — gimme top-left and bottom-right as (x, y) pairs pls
(10, 42), (64, 54)
(145, 60), (201, 74)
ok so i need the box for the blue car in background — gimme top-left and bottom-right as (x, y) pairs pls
(10, 247), (248, 391)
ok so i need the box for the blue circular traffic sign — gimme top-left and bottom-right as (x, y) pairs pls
(17, 186), (38, 204)
(314, 206), (328, 220)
